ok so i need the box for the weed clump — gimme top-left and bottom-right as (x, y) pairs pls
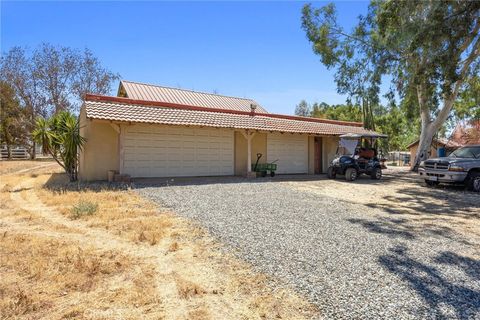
(70, 200), (98, 219)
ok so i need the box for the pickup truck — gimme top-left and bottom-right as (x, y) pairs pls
(418, 145), (480, 192)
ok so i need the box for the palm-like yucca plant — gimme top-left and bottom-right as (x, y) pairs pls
(33, 111), (86, 181)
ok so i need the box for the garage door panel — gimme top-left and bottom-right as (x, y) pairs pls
(267, 133), (308, 174)
(123, 125), (234, 177)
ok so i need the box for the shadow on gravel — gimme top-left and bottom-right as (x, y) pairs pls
(379, 246), (480, 319)
(365, 185), (479, 219)
(346, 217), (458, 241)
(346, 216), (475, 246)
(132, 169), (418, 189)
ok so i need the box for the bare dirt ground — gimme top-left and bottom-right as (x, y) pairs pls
(289, 166), (480, 240)
(0, 161), (317, 319)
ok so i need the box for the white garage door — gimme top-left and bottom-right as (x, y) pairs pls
(123, 125), (234, 177)
(267, 133), (308, 174)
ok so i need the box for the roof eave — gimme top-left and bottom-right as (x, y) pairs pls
(84, 93), (365, 128)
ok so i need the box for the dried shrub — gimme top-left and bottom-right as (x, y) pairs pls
(168, 242), (179, 252)
(176, 276), (206, 299)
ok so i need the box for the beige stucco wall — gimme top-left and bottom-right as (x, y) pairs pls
(322, 136), (339, 171)
(79, 114), (345, 180)
(235, 132), (337, 175)
(308, 136), (315, 174)
(79, 111), (119, 181)
(234, 131), (267, 176)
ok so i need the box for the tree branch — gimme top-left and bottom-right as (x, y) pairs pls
(330, 27), (376, 49)
(459, 36), (480, 79)
(432, 36), (479, 130)
(458, 18), (479, 55)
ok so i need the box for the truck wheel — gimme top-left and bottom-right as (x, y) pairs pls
(425, 180), (439, 187)
(345, 168), (357, 181)
(327, 166), (336, 179)
(467, 172), (480, 192)
(370, 167), (382, 180)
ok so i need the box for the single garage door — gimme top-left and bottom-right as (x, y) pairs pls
(267, 133), (308, 174)
(123, 125), (234, 177)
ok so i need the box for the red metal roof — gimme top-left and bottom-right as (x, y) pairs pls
(119, 80), (269, 113)
(84, 94), (374, 136)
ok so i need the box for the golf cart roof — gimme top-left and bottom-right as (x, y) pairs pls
(339, 132), (388, 139)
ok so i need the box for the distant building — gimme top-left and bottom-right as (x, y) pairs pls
(407, 138), (463, 168)
(407, 120), (480, 167)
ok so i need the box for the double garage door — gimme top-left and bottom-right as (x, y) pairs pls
(123, 125), (234, 177)
(123, 125), (308, 177)
(267, 133), (308, 174)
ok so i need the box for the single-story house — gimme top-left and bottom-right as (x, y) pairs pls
(407, 138), (463, 168)
(79, 80), (377, 181)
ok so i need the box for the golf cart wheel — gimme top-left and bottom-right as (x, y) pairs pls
(327, 166), (336, 179)
(467, 172), (480, 192)
(425, 179), (439, 187)
(345, 168), (357, 181)
(270, 171), (275, 177)
(370, 167), (382, 180)
(261, 171), (267, 177)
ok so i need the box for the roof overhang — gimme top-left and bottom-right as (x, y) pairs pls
(83, 94), (380, 137)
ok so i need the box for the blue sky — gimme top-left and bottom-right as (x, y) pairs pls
(1, 1), (369, 115)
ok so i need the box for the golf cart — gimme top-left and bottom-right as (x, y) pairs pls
(327, 133), (388, 181)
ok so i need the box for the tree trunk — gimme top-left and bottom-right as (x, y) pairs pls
(411, 85), (458, 171)
(368, 100), (375, 131)
(412, 122), (436, 171)
(30, 141), (36, 160)
(6, 144), (11, 159)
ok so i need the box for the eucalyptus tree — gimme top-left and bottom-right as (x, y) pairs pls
(302, 1), (480, 170)
(453, 76), (480, 121)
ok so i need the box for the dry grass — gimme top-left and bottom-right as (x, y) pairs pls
(0, 159), (54, 175)
(0, 161), (318, 319)
(0, 233), (160, 319)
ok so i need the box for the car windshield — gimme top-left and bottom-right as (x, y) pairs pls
(450, 146), (480, 158)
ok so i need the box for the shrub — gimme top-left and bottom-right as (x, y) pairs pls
(70, 200), (98, 219)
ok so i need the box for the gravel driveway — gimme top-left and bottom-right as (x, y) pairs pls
(136, 173), (480, 319)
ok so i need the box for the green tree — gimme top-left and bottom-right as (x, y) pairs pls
(375, 104), (420, 152)
(33, 111), (85, 181)
(295, 99), (311, 116)
(0, 81), (29, 158)
(311, 102), (363, 122)
(306, 99), (419, 151)
(302, 1), (480, 170)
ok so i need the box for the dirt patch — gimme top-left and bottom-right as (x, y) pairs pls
(0, 162), (317, 319)
(288, 167), (480, 240)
